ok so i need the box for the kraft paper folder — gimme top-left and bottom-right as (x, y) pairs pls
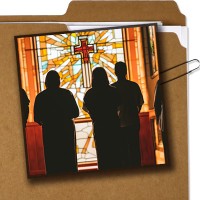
(0, 1), (188, 199)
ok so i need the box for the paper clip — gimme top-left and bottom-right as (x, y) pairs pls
(160, 59), (200, 85)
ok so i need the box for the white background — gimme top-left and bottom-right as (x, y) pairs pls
(0, 0), (199, 199)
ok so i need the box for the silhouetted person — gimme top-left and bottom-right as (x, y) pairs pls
(20, 88), (30, 128)
(83, 67), (121, 170)
(112, 62), (144, 167)
(154, 79), (168, 164)
(154, 80), (163, 131)
(34, 70), (79, 174)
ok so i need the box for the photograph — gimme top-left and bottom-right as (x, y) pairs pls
(15, 24), (166, 177)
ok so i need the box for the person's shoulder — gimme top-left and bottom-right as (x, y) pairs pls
(108, 85), (119, 95)
(35, 90), (48, 101)
(85, 88), (93, 96)
(36, 89), (47, 97)
(58, 88), (75, 97)
(127, 80), (140, 87)
(20, 89), (30, 104)
(83, 88), (94, 101)
(59, 88), (70, 93)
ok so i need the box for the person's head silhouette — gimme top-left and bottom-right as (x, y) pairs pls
(45, 70), (60, 89)
(115, 61), (127, 80)
(92, 67), (109, 88)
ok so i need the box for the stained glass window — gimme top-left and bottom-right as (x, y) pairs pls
(16, 24), (162, 174)
(36, 29), (124, 119)
(34, 29), (127, 168)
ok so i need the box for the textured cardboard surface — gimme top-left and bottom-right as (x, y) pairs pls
(0, 1), (188, 200)
(0, 1), (185, 25)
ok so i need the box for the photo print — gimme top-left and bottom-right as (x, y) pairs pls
(15, 24), (166, 177)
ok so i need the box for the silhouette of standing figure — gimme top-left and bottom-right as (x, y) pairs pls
(154, 79), (168, 164)
(83, 67), (121, 170)
(20, 88), (30, 128)
(34, 70), (79, 174)
(112, 62), (144, 167)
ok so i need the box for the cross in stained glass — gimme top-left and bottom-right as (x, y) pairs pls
(74, 37), (96, 88)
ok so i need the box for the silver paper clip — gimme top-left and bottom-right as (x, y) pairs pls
(160, 59), (200, 85)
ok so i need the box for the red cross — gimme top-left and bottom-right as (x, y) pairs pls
(74, 39), (94, 63)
